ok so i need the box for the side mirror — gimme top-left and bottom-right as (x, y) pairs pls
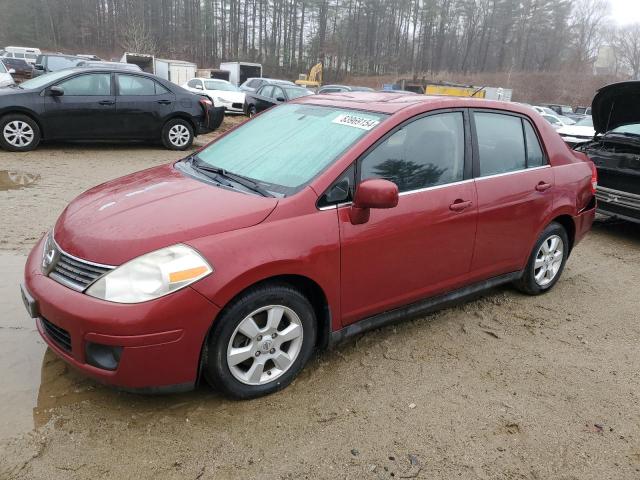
(8, 68), (15, 74)
(49, 86), (64, 97)
(276, 96), (286, 102)
(34, 64), (44, 71)
(349, 179), (399, 225)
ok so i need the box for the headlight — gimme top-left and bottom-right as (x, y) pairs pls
(86, 244), (212, 304)
(41, 231), (57, 274)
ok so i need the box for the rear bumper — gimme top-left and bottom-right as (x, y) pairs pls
(23, 237), (220, 391)
(596, 186), (640, 222)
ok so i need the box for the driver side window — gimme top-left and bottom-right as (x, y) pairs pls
(57, 73), (111, 96)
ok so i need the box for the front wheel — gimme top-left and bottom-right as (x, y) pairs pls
(514, 222), (569, 295)
(161, 118), (194, 150)
(247, 105), (257, 117)
(203, 283), (317, 399)
(0, 114), (41, 152)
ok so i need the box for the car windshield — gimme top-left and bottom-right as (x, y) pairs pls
(18, 69), (72, 90)
(48, 56), (81, 71)
(0, 62), (6, 73)
(576, 116), (593, 127)
(194, 104), (387, 196)
(283, 87), (313, 99)
(205, 80), (239, 92)
(609, 123), (640, 136)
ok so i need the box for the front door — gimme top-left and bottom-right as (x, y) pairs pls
(340, 110), (478, 325)
(470, 110), (554, 279)
(43, 72), (116, 139)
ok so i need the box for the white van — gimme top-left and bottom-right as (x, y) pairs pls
(0, 46), (42, 65)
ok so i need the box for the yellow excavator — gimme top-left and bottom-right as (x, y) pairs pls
(295, 63), (323, 89)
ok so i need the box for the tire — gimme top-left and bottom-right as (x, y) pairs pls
(203, 283), (317, 399)
(161, 118), (194, 150)
(514, 222), (569, 295)
(0, 114), (41, 152)
(247, 105), (257, 117)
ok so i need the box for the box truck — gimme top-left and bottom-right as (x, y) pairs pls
(121, 53), (197, 85)
(219, 62), (262, 86)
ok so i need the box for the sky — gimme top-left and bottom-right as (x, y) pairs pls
(609, 0), (640, 25)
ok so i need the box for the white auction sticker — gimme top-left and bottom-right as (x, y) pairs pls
(332, 113), (380, 130)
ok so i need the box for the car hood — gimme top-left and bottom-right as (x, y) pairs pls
(592, 81), (640, 134)
(210, 90), (245, 102)
(54, 163), (278, 265)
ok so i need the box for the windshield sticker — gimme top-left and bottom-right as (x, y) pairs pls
(332, 114), (380, 130)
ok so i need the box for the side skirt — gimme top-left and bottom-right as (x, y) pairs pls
(328, 271), (523, 348)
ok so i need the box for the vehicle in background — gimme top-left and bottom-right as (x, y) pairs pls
(0, 57), (33, 82)
(557, 116), (595, 147)
(32, 53), (85, 77)
(318, 85), (375, 94)
(0, 68), (224, 152)
(575, 106), (592, 116)
(21, 94), (596, 398)
(243, 84), (313, 116)
(0, 61), (16, 88)
(532, 106), (576, 125)
(239, 77), (294, 93)
(183, 78), (245, 114)
(219, 62), (262, 87)
(577, 81), (640, 223)
(377, 89), (418, 94)
(0, 46), (41, 65)
(541, 113), (569, 130)
(77, 60), (142, 72)
(76, 54), (101, 61)
(295, 62), (322, 89)
(543, 104), (583, 121)
(120, 53), (196, 85)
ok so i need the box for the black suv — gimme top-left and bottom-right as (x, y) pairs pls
(32, 54), (85, 77)
(0, 68), (224, 152)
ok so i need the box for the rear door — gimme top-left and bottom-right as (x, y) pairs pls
(114, 73), (175, 139)
(470, 110), (554, 279)
(43, 72), (116, 139)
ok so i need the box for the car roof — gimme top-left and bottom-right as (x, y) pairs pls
(294, 92), (538, 116)
(196, 77), (230, 82)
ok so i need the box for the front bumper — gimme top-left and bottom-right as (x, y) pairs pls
(596, 186), (640, 223)
(23, 237), (220, 392)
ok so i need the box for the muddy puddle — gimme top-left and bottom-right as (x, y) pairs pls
(0, 170), (40, 191)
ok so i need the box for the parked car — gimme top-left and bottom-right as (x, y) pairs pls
(32, 53), (85, 77)
(21, 94), (596, 398)
(0, 68), (224, 152)
(533, 106), (576, 125)
(317, 84), (375, 94)
(77, 60), (142, 72)
(543, 103), (583, 121)
(244, 84), (313, 116)
(0, 57), (33, 81)
(183, 78), (245, 114)
(0, 60), (16, 88)
(239, 77), (294, 93)
(540, 113), (569, 130)
(578, 81), (640, 223)
(0, 46), (41, 65)
(557, 116), (595, 147)
(574, 106), (591, 116)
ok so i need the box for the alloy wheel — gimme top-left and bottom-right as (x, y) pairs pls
(3, 121), (34, 148)
(226, 305), (304, 386)
(168, 124), (190, 147)
(534, 234), (564, 287)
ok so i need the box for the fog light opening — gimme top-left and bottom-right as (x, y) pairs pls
(85, 342), (123, 371)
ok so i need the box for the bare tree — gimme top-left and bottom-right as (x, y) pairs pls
(615, 23), (640, 79)
(118, 17), (158, 54)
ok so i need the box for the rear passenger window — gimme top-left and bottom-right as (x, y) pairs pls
(524, 121), (545, 167)
(475, 112), (526, 176)
(360, 112), (465, 192)
(117, 75), (158, 95)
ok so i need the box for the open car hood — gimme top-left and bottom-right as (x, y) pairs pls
(592, 81), (640, 134)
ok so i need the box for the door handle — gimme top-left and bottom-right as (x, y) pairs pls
(535, 182), (552, 192)
(449, 199), (473, 212)
(98, 100), (114, 105)
(157, 100), (172, 105)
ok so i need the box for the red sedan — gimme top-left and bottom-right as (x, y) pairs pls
(22, 93), (597, 398)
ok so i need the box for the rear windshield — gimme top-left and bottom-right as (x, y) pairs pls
(195, 104), (387, 196)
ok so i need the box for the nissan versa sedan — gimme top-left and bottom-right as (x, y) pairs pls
(22, 93), (597, 399)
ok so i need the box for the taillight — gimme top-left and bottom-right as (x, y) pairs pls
(199, 97), (213, 108)
(589, 161), (598, 195)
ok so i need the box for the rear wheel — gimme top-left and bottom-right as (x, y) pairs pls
(161, 118), (194, 150)
(514, 222), (569, 295)
(203, 283), (317, 399)
(247, 105), (257, 117)
(0, 114), (40, 152)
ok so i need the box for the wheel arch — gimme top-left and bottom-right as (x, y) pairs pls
(164, 113), (198, 136)
(0, 109), (46, 139)
(551, 214), (576, 253)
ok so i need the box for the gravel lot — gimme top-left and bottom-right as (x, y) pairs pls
(1, 117), (639, 479)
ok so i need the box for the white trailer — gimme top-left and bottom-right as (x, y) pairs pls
(219, 62), (262, 86)
(120, 53), (197, 85)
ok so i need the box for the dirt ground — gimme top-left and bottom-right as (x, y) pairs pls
(1, 117), (640, 479)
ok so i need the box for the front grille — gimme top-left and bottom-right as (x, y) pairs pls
(232, 102), (243, 109)
(48, 246), (114, 292)
(41, 317), (72, 352)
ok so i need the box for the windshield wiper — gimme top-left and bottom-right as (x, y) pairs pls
(190, 156), (274, 197)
